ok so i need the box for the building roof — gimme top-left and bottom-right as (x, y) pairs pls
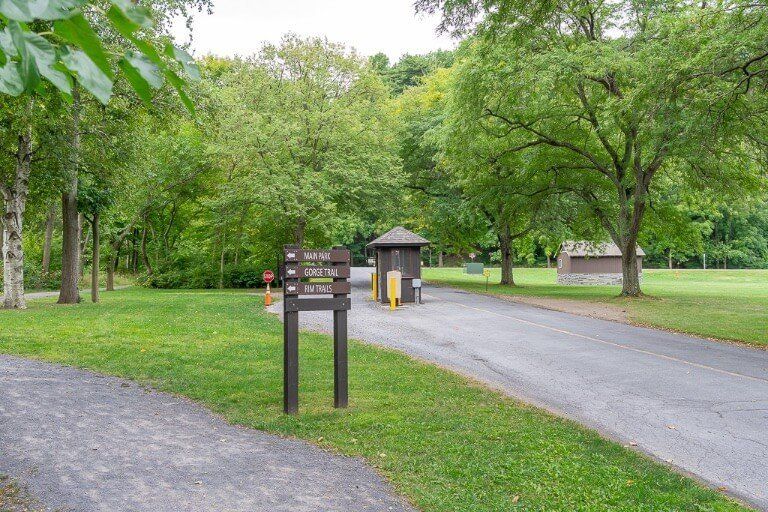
(560, 241), (645, 258)
(367, 226), (430, 248)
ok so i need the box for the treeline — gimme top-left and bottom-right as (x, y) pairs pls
(2, 1), (768, 308)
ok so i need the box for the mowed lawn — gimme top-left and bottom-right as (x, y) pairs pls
(0, 289), (749, 511)
(423, 268), (768, 347)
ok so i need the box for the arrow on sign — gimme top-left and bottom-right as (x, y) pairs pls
(287, 252), (297, 259)
(287, 268), (297, 277)
(287, 285), (298, 293)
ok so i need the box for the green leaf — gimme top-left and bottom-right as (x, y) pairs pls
(118, 57), (152, 105)
(21, 28), (72, 95)
(55, 13), (114, 79)
(0, 26), (17, 57)
(125, 51), (163, 89)
(164, 68), (195, 115)
(0, 0), (39, 21)
(106, 5), (140, 38)
(61, 48), (113, 104)
(0, 47), (5, 66)
(42, 60), (73, 96)
(109, 0), (151, 28)
(0, 0), (84, 21)
(0, 61), (22, 95)
(165, 44), (200, 81)
(8, 21), (40, 92)
(131, 38), (163, 67)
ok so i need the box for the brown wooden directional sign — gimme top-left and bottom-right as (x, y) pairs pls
(282, 245), (351, 416)
(284, 265), (351, 279)
(285, 281), (351, 296)
(284, 248), (350, 263)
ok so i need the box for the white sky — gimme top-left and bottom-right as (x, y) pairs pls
(170, 0), (455, 62)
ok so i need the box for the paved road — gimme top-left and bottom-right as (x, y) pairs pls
(0, 355), (412, 512)
(288, 268), (768, 510)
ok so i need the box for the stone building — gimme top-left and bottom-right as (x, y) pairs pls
(557, 241), (645, 285)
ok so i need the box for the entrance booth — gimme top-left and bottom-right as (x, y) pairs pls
(367, 226), (430, 304)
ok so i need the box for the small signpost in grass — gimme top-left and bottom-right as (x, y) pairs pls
(282, 245), (351, 415)
(263, 270), (275, 307)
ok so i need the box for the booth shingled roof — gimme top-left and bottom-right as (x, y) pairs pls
(367, 227), (430, 248)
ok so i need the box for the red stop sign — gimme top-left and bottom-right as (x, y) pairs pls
(263, 270), (275, 284)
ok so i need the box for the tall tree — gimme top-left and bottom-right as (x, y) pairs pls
(419, 0), (768, 295)
(214, 37), (400, 249)
(0, 99), (32, 308)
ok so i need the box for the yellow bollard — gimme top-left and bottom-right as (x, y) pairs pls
(372, 273), (378, 301)
(264, 283), (272, 307)
(389, 277), (396, 311)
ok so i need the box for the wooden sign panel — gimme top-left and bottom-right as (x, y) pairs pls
(285, 265), (351, 279)
(284, 297), (351, 312)
(285, 281), (351, 296)
(284, 249), (350, 263)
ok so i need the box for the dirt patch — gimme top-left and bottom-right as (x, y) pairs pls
(0, 476), (46, 512)
(493, 294), (631, 323)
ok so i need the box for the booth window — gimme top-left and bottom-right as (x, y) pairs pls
(392, 250), (403, 273)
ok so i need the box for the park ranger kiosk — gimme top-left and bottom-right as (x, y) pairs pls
(367, 226), (430, 305)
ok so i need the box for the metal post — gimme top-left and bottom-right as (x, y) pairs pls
(283, 244), (300, 415)
(333, 246), (349, 409)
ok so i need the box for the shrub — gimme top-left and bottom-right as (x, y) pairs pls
(140, 258), (270, 289)
(223, 263), (266, 288)
(0, 261), (61, 291)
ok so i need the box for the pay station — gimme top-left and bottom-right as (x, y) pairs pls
(367, 226), (430, 306)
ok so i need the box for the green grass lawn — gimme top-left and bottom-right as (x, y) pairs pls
(0, 289), (749, 511)
(423, 268), (768, 347)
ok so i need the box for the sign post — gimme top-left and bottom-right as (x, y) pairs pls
(263, 269), (275, 307)
(332, 246), (348, 408)
(282, 245), (351, 415)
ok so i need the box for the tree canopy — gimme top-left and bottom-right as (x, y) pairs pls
(2, 1), (767, 306)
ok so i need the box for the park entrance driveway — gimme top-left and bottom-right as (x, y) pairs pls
(293, 268), (768, 510)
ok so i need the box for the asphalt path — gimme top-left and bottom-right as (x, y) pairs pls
(0, 355), (413, 512)
(285, 267), (768, 510)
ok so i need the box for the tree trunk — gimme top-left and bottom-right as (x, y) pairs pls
(498, 228), (515, 286)
(233, 205), (248, 266)
(2, 128), (33, 310)
(132, 228), (138, 272)
(620, 243), (641, 296)
(546, 253), (552, 269)
(294, 217), (306, 246)
(219, 237), (226, 289)
(107, 256), (115, 292)
(668, 249), (673, 270)
(438, 252), (444, 268)
(78, 213), (90, 277)
(140, 224), (153, 275)
(91, 213), (100, 303)
(107, 237), (125, 292)
(42, 203), (56, 274)
(59, 85), (81, 304)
